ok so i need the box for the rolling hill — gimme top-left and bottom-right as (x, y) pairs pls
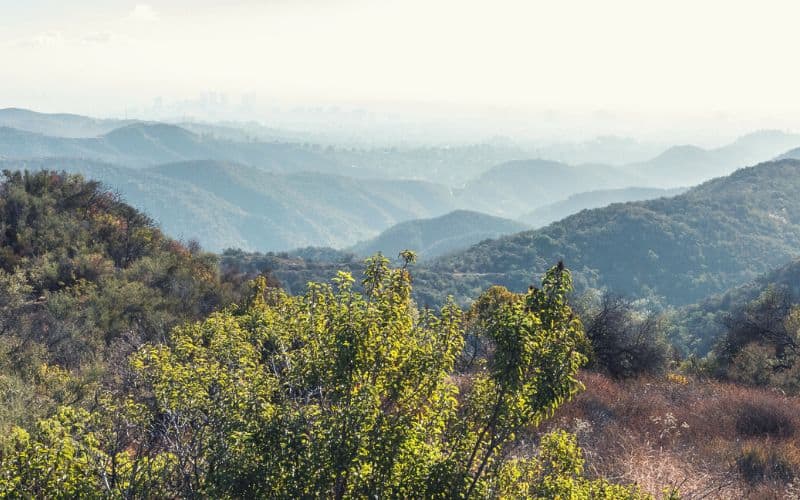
(673, 257), (800, 355)
(0, 158), (457, 251)
(451, 131), (800, 219)
(0, 124), (343, 173)
(778, 146), (800, 161)
(349, 210), (529, 260)
(416, 159), (800, 306)
(0, 107), (133, 137)
(520, 187), (687, 228)
(454, 159), (642, 218)
(624, 130), (800, 187)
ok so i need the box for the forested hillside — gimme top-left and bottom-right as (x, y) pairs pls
(674, 257), (800, 355)
(2, 169), (800, 497)
(349, 210), (528, 260)
(0, 170), (245, 431)
(0, 170), (652, 497)
(246, 160), (800, 308)
(0, 158), (458, 251)
(419, 160), (800, 305)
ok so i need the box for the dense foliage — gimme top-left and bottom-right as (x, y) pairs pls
(1, 158), (458, 252)
(713, 286), (800, 392)
(421, 160), (800, 306)
(350, 210), (529, 261)
(0, 246), (645, 497)
(0, 170), (241, 430)
(672, 257), (800, 356)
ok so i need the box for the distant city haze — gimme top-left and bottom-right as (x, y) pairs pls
(2, 0), (800, 145)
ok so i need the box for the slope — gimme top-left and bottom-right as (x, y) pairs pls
(0, 107), (133, 137)
(0, 124), (342, 173)
(0, 158), (457, 251)
(148, 160), (457, 249)
(454, 159), (642, 218)
(675, 257), (800, 355)
(349, 210), (529, 260)
(421, 159), (800, 306)
(0, 169), (236, 427)
(520, 187), (687, 228)
(625, 130), (800, 187)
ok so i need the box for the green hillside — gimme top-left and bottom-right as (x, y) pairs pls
(674, 257), (800, 355)
(420, 160), (800, 306)
(349, 210), (529, 260)
(0, 170), (240, 427)
(1, 158), (457, 251)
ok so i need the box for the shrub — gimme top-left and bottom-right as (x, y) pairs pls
(580, 293), (671, 379)
(0, 261), (647, 497)
(716, 286), (800, 393)
(737, 443), (798, 483)
(735, 402), (795, 438)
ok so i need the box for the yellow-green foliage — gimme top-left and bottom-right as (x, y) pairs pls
(0, 405), (175, 498)
(0, 257), (645, 498)
(496, 431), (648, 499)
(0, 171), (239, 431)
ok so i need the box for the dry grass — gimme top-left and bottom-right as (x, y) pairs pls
(535, 371), (800, 499)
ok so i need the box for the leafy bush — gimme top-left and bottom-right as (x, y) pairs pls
(496, 430), (647, 499)
(716, 286), (800, 392)
(0, 259), (644, 497)
(0, 170), (242, 429)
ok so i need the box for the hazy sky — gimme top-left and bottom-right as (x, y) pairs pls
(2, 0), (800, 142)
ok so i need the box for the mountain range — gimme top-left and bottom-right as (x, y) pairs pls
(0, 123), (343, 173)
(520, 186), (687, 228)
(412, 159), (800, 306)
(623, 130), (800, 187)
(0, 158), (456, 251)
(229, 160), (800, 311)
(3, 108), (800, 257)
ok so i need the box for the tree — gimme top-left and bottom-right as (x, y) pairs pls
(717, 286), (800, 390)
(580, 293), (671, 379)
(1, 259), (645, 497)
(719, 285), (798, 364)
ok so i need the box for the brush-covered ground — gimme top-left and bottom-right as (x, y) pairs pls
(539, 372), (800, 499)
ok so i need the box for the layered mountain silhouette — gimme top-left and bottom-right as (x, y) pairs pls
(349, 210), (529, 260)
(520, 187), (687, 228)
